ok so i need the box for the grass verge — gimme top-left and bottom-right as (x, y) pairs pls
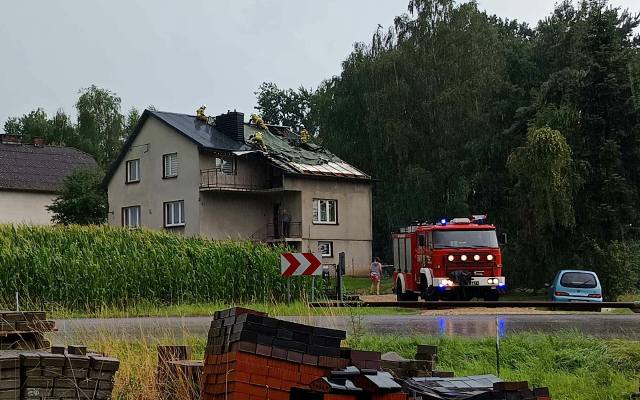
(81, 331), (639, 400)
(47, 301), (418, 319)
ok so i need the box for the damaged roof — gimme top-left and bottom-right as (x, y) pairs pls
(242, 124), (369, 179)
(0, 143), (97, 192)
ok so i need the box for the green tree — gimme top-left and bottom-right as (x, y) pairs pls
(75, 85), (126, 168)
(507, 127), (576, 231)
(256, 0), (640, 293)
(47, 169), (108, 225)
(255, 82), (317, 133)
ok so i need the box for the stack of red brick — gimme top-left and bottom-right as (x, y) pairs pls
(200, 307), (408, 400)
(202, 307), (348, 400)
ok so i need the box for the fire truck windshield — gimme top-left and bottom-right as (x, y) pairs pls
(433, 230), (499, 248)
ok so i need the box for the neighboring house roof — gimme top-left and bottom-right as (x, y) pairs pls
(104, 109), (370, 185)
(0, 143), (97, 193)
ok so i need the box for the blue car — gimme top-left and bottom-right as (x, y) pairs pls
(549, 270), (603, 302)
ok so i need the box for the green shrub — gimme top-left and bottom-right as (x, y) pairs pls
(0, 225), (314, 310)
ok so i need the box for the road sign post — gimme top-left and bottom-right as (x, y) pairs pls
(281, 252), (323, 303)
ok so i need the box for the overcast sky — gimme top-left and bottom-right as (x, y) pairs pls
(1, 1), (639, 127)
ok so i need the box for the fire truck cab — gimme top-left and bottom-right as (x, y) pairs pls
(392, 217), (505, 301)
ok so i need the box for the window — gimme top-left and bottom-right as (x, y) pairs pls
(418, 233), (426, 247)
(126, 159), (140, 183)
(215, 156), (235, 175)
(432, 230), (499, 248)
(122, 206), (141, 228)
(560, 272), (598, 289)
(164, 200), (185, 227)
(313, 199), (337, 224)
(163, 153), (178, 178)
(318, 241), (333, 258)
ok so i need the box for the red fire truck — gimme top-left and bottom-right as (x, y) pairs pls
(392, 217), (505, 301)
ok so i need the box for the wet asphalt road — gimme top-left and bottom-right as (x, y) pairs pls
(53, 313), (640, 343)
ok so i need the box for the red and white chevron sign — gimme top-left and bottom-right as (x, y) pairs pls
(281, 252), (323, 277)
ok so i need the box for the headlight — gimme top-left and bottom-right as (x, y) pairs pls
(473, 254), (480, 261)
(439, 279), (454, 287)
(487, 278), (498, 285)
(460, 255), (468, 261)
(487, 254), (494, 261)
(448, 255), (455, 262)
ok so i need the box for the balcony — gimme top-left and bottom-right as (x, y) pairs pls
(200, 169), (276, 192)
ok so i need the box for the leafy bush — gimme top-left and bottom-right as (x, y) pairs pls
(0, 225), (313, 310)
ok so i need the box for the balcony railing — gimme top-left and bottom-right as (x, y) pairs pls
(250, 222), (302, 242)
(267, 222), (302, 240)
(200, 169), (270, 191)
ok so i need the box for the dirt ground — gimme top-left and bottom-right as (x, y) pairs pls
(359, 294), (588, 315)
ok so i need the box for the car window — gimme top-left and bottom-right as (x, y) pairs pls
(560, 272), (597, 289)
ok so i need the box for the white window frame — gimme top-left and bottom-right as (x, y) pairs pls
(122, 206), (141, 228)
(163, 153), (178, 178)
(318, 241), (334, 258)
(215, 156), (235, 175)
(313, 199), (338, 224)
(164, 200), (185, 227)
(126, 159), (140, 183)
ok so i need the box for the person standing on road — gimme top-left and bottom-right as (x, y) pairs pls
(370, 257), (383, 295)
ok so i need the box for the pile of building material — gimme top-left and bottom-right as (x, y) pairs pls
(201, 307), (413, 400)
(381, 345), (453, 379)
(0, 347), (119, 400)
(291, 366), (407, 399)
(156, 345), (203, 400)
(0, 311), (55, 350)
(403, 376), (551, 400)
(0, 311), (120, 400)
(202, 307), (346, 400)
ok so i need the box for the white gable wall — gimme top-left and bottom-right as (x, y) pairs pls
(0, 190), (56, 225)
(107, 116), (201, 235)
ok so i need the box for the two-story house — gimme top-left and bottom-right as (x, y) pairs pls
(104, 109), (373, 274)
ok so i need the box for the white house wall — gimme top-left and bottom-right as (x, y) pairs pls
(107, 117), (201, 235)
(0, 190), (56, 225)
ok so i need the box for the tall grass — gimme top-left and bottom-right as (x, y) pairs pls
(71, 331), (640, 400)
(0, 225), (316, 310)
(350, 333), (640, 400)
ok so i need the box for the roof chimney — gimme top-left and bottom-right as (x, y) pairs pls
(215, 111), (245, 143)
(33, 137), (45, 147)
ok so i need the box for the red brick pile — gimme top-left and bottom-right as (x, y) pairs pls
(201, 307), (408, 400)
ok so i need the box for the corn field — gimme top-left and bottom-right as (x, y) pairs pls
(0, 225), (314, 310)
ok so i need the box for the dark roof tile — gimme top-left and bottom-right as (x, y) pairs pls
(0, 144), (97, 192)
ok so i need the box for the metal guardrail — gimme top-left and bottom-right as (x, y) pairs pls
(309, 300), (640, 312)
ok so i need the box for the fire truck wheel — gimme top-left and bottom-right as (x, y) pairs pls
(483, 289), (500, 302)
(396, 279), (417, 301)
(422, 287), (439, 301)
